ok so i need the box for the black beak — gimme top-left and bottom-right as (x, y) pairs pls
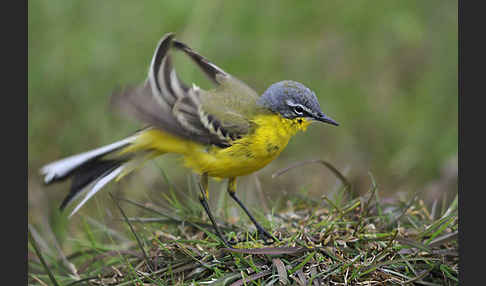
(315, 114), (339, 126)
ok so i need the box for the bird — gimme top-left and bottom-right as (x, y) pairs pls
(40, 32), (339, 246)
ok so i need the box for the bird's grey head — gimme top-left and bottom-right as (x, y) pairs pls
(257, 80), (339, 126)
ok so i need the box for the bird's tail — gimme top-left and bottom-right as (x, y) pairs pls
(40, 128), (197, 217)
(40, 134), (142, 217)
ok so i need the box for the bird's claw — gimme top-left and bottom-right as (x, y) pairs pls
(257, 228), (276, 245)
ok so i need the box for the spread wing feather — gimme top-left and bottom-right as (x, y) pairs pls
(112, 33), (261, 147)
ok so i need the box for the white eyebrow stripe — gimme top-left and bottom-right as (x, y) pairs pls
(285, 100), (314, 115)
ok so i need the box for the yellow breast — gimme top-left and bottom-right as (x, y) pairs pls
(184, 114), (311, 178)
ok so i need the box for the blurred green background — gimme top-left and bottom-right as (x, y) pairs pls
(28, 0), (457, 232)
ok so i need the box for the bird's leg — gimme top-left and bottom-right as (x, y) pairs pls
(227, 177), (275, 244)
(198, 173), (234, 247)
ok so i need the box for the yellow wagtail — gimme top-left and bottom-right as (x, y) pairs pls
(40, 33), (338, 246)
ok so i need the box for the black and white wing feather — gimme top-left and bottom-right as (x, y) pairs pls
(112, 33), (255, 147)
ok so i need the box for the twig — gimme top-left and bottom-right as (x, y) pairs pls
(272, 159), (352, 193)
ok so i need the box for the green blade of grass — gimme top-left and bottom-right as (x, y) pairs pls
(424, 216), (456, 245)
(28, 224), (60, 286)
(110, 193), (153, 272)
(288, 251), (315, 275)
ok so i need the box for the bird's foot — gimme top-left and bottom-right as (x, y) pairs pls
(216, 233), (239, 248)
(256, 227), (276, 245)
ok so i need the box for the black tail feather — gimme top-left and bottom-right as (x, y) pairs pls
(59, 158), (126, 211)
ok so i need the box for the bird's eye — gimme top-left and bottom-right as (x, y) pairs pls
(293, 105), (304, 115)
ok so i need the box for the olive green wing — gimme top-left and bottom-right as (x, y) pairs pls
(197, 73), (263, 138)
(111, 33), (260, 147)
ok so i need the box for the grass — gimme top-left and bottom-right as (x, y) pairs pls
(28, 163), (458, 285)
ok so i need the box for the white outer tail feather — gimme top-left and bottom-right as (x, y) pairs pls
(68, 165), (125, 217)
(40, 136), (137, 184)
(40, 135), (138, 217)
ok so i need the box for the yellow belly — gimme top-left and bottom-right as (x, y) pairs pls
(184, 114), (310, 178)
(123, 114), (310, 179)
